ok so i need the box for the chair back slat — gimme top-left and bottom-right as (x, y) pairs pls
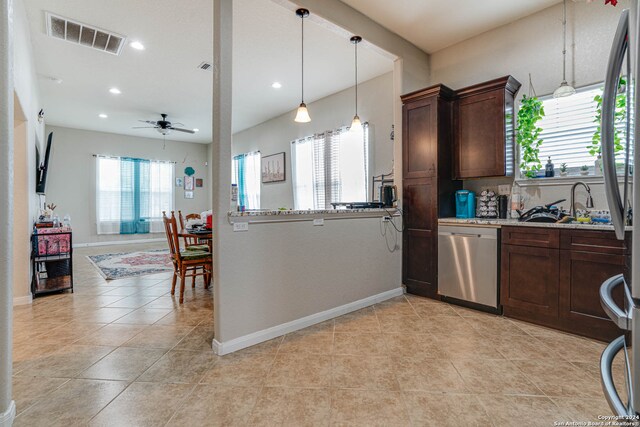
(162, 211), (181, 260)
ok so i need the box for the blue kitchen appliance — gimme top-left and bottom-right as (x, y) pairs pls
(455, 190), (476, 218)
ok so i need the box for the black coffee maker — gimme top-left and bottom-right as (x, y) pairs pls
(379, 185), (397, 207)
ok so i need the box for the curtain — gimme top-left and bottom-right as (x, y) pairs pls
(233, 151), (261, 210)
(96, 156), (174, 235)
(291, 124), (369, 209)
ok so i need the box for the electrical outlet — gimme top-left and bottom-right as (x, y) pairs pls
(233, 222), (249, 232)
(382, 216), (391, 222)
(498, 185), (511, 195)
(313, 218), (324, 226)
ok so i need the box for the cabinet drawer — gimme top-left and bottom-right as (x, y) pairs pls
(560, 229), (628, 255)
(502, 226), (560, 248)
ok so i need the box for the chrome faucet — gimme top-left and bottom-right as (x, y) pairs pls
(570, 181), (594, 218)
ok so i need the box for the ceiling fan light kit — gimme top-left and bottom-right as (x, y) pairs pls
(294, 8), (311, 123)
(554, 0), (576, 98)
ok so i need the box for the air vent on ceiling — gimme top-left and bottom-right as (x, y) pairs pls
(198, 61), (213, 72)
(45, 12), (127, 56)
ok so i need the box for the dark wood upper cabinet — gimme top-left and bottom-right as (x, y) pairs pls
(454, 76), (521, 179)
(401, 85), (461, 298)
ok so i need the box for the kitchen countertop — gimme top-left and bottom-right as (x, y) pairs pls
(438, 217), (631, 231)
(229, 208), (397, 217)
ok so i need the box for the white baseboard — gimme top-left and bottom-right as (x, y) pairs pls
(13, 295), (32, 306)
(73, 238), (165, 248)
(212, 286), (404, 356)
(0, 401), (15, 427)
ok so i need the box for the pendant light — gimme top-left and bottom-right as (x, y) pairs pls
(349, 35), (363, 134)
(553, 0), (576, 98)
(294, 8), (311, 123)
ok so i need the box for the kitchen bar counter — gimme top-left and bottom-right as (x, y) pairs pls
(228, 208), (399, 225)
(438, 217), (631, 231)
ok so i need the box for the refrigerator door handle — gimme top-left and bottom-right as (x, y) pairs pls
(600, 274), (632, 330)
(602, 9), (629, 241)
(601, 336), (633, 417)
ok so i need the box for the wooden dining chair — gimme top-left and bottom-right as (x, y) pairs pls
(163, 211), (212, 303)
(178, 210), (209, 252)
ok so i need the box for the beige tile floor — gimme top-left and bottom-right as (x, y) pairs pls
(11, 243), (625, 426)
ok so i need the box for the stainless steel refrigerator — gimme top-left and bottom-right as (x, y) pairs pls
(600, 1), (640, 418)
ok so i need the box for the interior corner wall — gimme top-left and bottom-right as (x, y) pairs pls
(12, 0), (44, 304)
(428, 0), (628, 209)
(44, 126), (211, 245)
(232, 72), (394, 209)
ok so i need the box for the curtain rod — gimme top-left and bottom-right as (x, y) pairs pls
(92, 154), (177, 164)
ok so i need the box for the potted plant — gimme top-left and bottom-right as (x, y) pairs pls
(560, 163), (568, 177)
(580, 165), (589, 176)
(516, 95), (545, 178)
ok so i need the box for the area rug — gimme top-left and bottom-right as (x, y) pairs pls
(87, 249), (173, 280)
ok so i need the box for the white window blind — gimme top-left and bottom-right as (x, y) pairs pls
(534, 83), (631, 173)
(96, 156), (174, 234)
(292, 124), (369, 210)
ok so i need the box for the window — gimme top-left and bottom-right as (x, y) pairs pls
(529, 83), (632, 176)
(291, 124), (369, 210)
(96, 156), (174, 234)
(232, 151), (261, 210)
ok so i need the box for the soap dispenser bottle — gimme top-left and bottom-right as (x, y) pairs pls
(545, 156), (555, 177)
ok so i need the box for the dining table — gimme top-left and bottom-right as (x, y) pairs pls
(178, 228), (213, 240)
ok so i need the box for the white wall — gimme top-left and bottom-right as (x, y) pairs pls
(45, 126), (211, 245)
(233, 72), (394, 209)
(12, 0), (44, 303)
(429, 1), (628, 210)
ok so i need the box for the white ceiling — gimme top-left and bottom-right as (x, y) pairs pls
(340, 0), (562, 53)
(23, 0), (394, 144)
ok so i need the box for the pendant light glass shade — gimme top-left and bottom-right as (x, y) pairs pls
(554, 0), (576, 98)
(349, 36), (363, 134)
(295, 9), (311, 123)
(295, 102), (311, 123)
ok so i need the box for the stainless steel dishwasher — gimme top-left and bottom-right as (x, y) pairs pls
(437, 225), (499, 309)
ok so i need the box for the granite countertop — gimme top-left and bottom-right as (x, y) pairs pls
(229, 208), (397, 218)
(438, 217), (631, 231)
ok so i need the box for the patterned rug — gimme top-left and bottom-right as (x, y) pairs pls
(87, 249), (173, 280)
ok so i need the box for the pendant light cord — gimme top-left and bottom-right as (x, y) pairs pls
(354, 40), (358, 116)
(301, 15), (305, 103)
(562, 0), (567, 82)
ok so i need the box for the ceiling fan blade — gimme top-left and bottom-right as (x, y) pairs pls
(139, 120), (158, 125)
(170, 127), (195, 134)
(132, 126), (157, 129)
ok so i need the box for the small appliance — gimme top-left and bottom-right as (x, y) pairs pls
(455, 190), (476, 219)
(379, 185), (397, 208)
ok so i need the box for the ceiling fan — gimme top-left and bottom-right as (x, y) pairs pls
(133, 113), (195, 135)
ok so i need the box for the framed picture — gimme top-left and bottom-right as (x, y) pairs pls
(184, 176), (194, 191)
(261, 152), (286, 183)
(184, 191), (194, 199)
(175, 177), (183, 187)
(195, 178), (203, 188)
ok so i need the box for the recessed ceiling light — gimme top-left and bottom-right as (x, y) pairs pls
(130, 41), (145, 50)
(98, 113), (108, 119)
(271, 82), (282, 89)
(109, 87), (121, 95)
(193, 128), (200, 132)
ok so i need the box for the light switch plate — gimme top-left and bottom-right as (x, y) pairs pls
(498, 185), (511, 195)
(233, 222), (249, 232)
(313, 218), (324, 226)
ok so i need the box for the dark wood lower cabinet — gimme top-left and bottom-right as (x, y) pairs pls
(501, 226), (628, 342)
(403, 229), (436, 298)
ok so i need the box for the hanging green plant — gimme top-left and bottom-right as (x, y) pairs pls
(516, 95), (545, 178)
(589, 77), (626, 157)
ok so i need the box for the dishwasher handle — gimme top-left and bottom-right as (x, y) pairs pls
(438, 231), (497, 239)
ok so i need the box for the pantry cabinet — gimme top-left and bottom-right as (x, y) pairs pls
(454, 76), (521, 179)
(401, 85), (461, 298)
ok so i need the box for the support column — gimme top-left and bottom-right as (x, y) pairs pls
(211, 0), (233, 348)
(0, 0), (15, 425)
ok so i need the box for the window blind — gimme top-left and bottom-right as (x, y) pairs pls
(292, 123), (369, 210)
(534, 83), (632, 173)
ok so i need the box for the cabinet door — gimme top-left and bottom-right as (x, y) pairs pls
(559, 250), (625, 341)
(501, 244), (559, 318)
(403, 229), (436, 298)
(403, 178), (435, 230)
(403, 97), (437, 179)
(455, 89), (506, 178)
